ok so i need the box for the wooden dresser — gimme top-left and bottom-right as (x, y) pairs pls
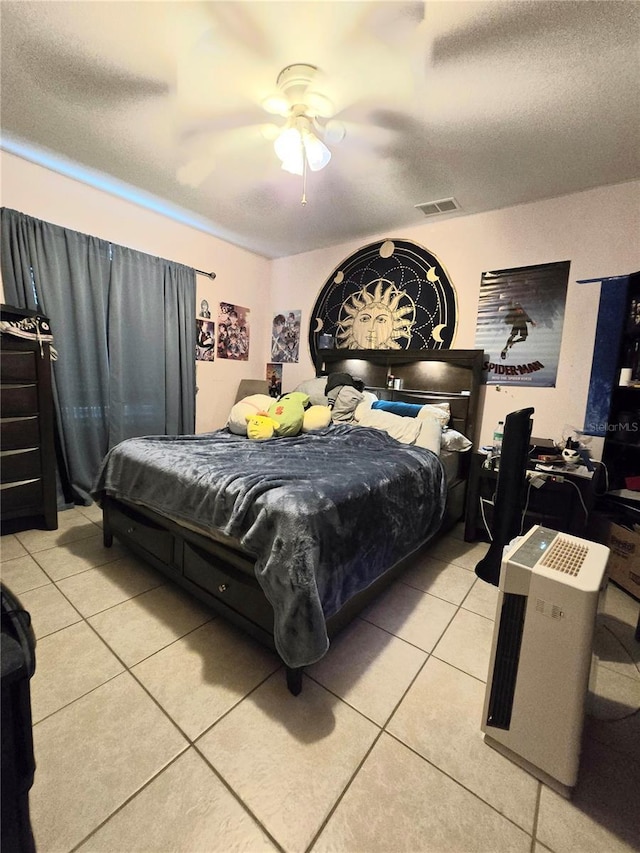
(1, 314), (58, 531)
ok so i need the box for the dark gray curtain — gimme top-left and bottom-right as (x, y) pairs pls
(1, 207), (196, 504)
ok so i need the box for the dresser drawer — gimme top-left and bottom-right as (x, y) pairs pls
(0, 350), (37, 382)
(0, 478), (43, 513)
(183, 541), (274, 633)
(1, 384), (38, 416)
(1, 447), (41, 483)
(109, 503), (176, 565)
(1, 416), (40, 450)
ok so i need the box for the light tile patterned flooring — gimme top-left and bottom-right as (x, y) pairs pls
(1, 506), (639, 853)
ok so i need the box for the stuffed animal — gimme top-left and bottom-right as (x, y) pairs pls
(302, 405), (332, 432)
(245, 412), (279, 441)
(228, 394), (275, 435)
(268, 391), (310, 437)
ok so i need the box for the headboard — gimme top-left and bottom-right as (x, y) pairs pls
(315, 348), (484, 447)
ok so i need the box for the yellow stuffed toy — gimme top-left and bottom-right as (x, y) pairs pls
(245, 412), (279, 441)
(302, 405), (332, 432)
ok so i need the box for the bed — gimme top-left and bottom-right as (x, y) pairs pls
(93, 348), (483, 694)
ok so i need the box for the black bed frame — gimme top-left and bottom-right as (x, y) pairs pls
(102, 348), (483, 695)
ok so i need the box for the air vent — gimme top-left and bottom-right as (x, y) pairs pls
(414, 197), (461, 217)
(540, 537), (588, 577)
(486, 593), (527, 730)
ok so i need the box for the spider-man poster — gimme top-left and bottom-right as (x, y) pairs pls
(475, 261), (570, 386)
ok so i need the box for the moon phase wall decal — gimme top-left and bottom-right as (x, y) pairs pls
(309, 238), (458, 365)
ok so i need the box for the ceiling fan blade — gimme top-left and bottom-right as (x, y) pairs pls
(353, 1), (426, 46)
(178, 108), (271, 142)
(11, 34), (169, 104)
(188, 1), (274, 62)
(429, 2), (582, 67)
(177, 154), (217, 188)
(177, 122), (276, 188)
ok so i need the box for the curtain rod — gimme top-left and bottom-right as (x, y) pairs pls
(195, 269), (217, 280)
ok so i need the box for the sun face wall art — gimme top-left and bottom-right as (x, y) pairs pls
(308, 239), (458, 365)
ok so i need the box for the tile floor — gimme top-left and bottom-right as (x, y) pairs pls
(1, 507), (639, 853)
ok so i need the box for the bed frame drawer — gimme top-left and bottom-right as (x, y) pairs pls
(183, 541), (274, 634)
(109, 503), (176, 566)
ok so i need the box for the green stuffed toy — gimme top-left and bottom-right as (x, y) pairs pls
(245, 412), (279, 441)
(268, 391), (310, 437)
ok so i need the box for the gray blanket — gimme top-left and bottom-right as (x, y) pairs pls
(92, 424), (446, 668)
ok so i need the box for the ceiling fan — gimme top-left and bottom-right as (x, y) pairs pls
(262, 63), (345, 176)
(4, 0), (616, 209)
(177, 62), (345, 195)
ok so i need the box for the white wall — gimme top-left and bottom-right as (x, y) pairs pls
(0, 150), (272, 432)
(3, 150), (638, 451)
(271, 181), (640, 454)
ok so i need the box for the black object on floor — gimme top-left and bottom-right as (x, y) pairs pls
(1, 582), (37, 853)
(475, 407), (534, 586)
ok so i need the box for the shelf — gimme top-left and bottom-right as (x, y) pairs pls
(613, 385), (640, 393)
(605, 438), (640, 448)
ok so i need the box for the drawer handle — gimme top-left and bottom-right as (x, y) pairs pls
(218, 583), (228, 593)
(0, 478), (40, 490)
(126, 526), (135, 534)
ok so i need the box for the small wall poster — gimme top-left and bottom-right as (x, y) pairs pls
(271, 310), (301, 363)
(217, 302), (250, 361)
(195, 318), (215, 361)
(266, 363), (282, 398)
(474, 261), (570, 387)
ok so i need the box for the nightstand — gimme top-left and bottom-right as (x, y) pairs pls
(464, 452), (598, 542)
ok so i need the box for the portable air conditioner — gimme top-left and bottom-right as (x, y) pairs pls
(481, 525), (609, 798)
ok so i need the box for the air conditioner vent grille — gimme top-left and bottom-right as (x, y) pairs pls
(539, 537), (588, 577)
(414, 197), (460, 217)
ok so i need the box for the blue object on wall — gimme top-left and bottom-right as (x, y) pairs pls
(583, 276), (629, 436)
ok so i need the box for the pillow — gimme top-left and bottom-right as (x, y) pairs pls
(294, 377), (330, 406)
(416, 403), (450, 428)
(372, 400), (423, 418)
(330, 386), (364, 422)
(356, 408), (422, 444)
(440, 428), (472, 452)
(302, 405), (332, 432)
(414, 416), (442, 455)
(228, 393), (274, 435)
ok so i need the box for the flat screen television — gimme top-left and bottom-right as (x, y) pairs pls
(475, 407), (535, 586)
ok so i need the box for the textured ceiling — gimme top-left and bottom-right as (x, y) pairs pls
(1, 1), (639, 259)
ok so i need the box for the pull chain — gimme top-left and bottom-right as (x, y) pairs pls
(301, 154), (308, 206)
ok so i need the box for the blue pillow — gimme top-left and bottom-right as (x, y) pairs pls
(371, 400), (423, 418)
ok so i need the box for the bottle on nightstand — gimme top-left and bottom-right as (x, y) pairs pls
(492, 421), (504, 459)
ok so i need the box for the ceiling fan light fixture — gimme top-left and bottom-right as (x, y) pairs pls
(302, 128), (331, 171)
(274, 115), (331, 175)
(274, 126), (304, 175)
(269, 63), (335, 200)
